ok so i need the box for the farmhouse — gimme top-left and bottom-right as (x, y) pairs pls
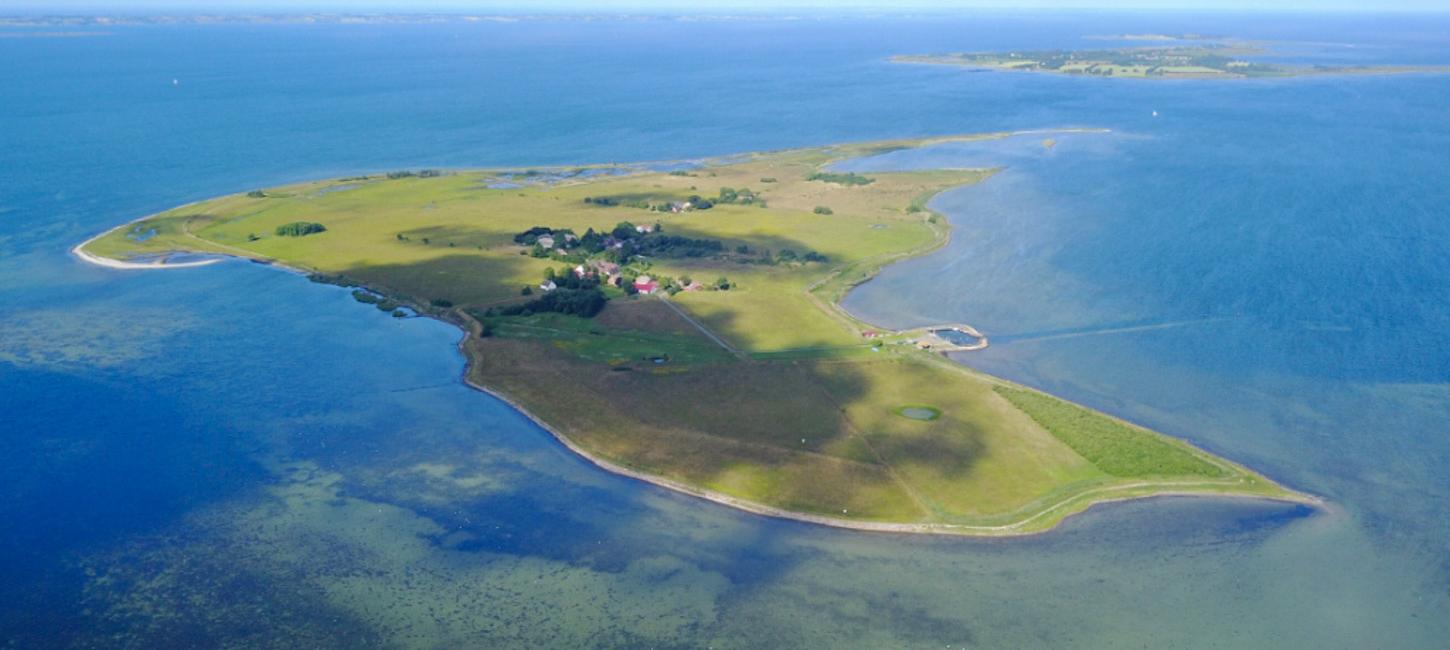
(633, 275), (659, 295)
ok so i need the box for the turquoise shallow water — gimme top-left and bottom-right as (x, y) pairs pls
(2, 13), (1449, 648)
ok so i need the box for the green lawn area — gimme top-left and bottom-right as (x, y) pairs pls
(992, 386), (1228, 478)
(80, 134), (1311, 533)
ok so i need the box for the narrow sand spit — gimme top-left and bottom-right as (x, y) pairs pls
(72, 235), (222, 270)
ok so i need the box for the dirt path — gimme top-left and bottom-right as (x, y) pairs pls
(655, 294), (747, 359)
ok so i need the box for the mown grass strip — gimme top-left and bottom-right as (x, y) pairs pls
(993, 386), (1226, 478)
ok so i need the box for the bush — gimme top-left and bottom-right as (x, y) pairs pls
(813, 206), (834, 215)
(246, 190), (266, 198)
(275, 222), (327, 237)
(430, 298), (454, 309)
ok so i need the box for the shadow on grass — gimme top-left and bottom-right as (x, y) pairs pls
(335, 253), (537, 308)
(323, 242), (996, 524)
(466, 310), (989, 523)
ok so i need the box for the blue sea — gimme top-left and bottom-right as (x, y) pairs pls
(2, 11), (1448, 648)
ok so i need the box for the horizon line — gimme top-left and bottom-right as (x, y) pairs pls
(5, 6), (1450, 17)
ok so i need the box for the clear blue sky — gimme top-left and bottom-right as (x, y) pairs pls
(9, 0), (1447, 13)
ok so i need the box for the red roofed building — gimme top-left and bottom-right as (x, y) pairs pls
(633, 275), (659, 295)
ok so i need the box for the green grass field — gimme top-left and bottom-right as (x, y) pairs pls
(81, 134), (1312, 533)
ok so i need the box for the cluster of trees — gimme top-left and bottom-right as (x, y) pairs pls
(777, 249), (828, 263)
(501, 287), (608, 318)
(246, 190), (267, 198)
(532, 221), (717, 264)
(513, 226), (565, 245)
(813, 206), (834, 215)
(735, 247), (828, 266)
(583, 194), (723, 212)
(609, 221), (647, 240)
(634, 234), (724, 259)
(541, 267), (599, 290)
(515, 218), (742, 275)
(583, 196), (627, 207)
(275, 222), (327, 237)
(806, 171), (874, 186)
(716, 187), (764, 206)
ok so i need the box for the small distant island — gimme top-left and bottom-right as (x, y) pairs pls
(894, 43), (1450, 79)
(76, 133), (1316, 535)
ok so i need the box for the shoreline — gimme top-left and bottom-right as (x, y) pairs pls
(71, 137), (1324, 537)
(448, 303), (1322, 536)
(466, 361), (1324, 536)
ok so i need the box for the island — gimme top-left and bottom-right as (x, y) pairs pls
(76, 134), (1317, 535)
(893, 44), (1450, 79)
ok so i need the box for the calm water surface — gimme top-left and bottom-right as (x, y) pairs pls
(2, 13), (1448, 648)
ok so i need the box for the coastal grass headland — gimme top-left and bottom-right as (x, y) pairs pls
(78, 133), (1317, 535)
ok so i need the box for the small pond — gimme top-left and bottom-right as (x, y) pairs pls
(896, 406), (942, 421)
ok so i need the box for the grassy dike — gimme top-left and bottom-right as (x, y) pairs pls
(78, 133), (1319, 535)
